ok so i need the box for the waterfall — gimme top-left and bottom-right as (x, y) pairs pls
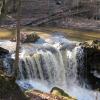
(16, 35), (81, 91)
(18, 46), (68, 88)
(1, 36), (100, 100)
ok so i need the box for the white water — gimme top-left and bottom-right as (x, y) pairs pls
(0, 36), (100, 100)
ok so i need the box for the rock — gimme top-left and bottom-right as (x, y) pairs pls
(0, 47), (9, 55)
(0, 48), (10, 75)
(78, 40), (100, 89)
(50, 87), (77, 100)
(79, 40), (100, 50)
(0, 58), (4, 72)
(0, 56), (14, 74)
(0, 74), (27, 100)
(11, 32), (40, 43)
(22, 32), (40, 43)
(25, 89), (76, 100)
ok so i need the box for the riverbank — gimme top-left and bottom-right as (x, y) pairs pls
(0, 27), (100, 41)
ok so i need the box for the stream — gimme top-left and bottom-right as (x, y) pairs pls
(0, 30), (100, 100)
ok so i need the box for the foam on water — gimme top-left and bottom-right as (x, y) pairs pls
(16, 80), (50, 92)
(67, 85), (100, 100)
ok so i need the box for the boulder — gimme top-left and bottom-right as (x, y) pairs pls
(22, 32), (40, 43)
(25, 89), (76, 100)
(50, 87), (77, 100)
(0, 47), (9, 55)
(11, 32), (40, 43)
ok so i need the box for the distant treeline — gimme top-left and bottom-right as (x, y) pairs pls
(0, 0), (100, 20)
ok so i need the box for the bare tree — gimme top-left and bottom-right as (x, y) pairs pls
(0, 0), (6, 18)
(13, 0), (17, 12)
(14, 0), (21, 77)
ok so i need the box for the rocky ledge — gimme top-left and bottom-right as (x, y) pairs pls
(0, 74), (27, 100)
(79, 40), (100, 50)
(79, 40), (100, 89)
(25, 87), (76, 100)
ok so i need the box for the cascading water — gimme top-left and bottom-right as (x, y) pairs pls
(16, 36), (79, 90)
(0, 36), (100, 100)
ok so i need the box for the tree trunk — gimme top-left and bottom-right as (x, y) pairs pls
(14, 0), (21, 78)
(13, 0), (17, 12)
(0, 0), (6, 19)
(1, 0), (6, 14)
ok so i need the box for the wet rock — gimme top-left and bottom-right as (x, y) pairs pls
(79, 40), (100, 89)
(0, 47), (10, 76)
(0, 47), (9, 55)
(0, 55), (14, 77)
(25, 89), (76, 100)
(80, 40), (100, 73)
(0, 58), (4, 73)
(50, 87), (77, 100)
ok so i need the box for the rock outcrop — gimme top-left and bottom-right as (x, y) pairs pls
(11, 32), (40, 43)
(0, 47), (9, 74)
(50, 87), (77, 100)
(0, 47), (14, 78)
(21, 32), (40, 43)
(0, 47), (9, 55)
(0, 74), (27, 100)
(79, 40), (100, 89)
(80, 40), (100, 50)
(25, 88), (76, 100)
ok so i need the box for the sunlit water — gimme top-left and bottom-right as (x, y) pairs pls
(0, 35), (100, 100)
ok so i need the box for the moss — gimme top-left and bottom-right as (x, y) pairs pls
(25, 89), (77, 100)
(50, 87), (77, 100)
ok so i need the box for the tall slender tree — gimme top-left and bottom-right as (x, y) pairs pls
(1, 0), (6, 14)
(0, 0), (6, 19)
(13, 0), (17, 12)
(14, 0), (21, 77)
